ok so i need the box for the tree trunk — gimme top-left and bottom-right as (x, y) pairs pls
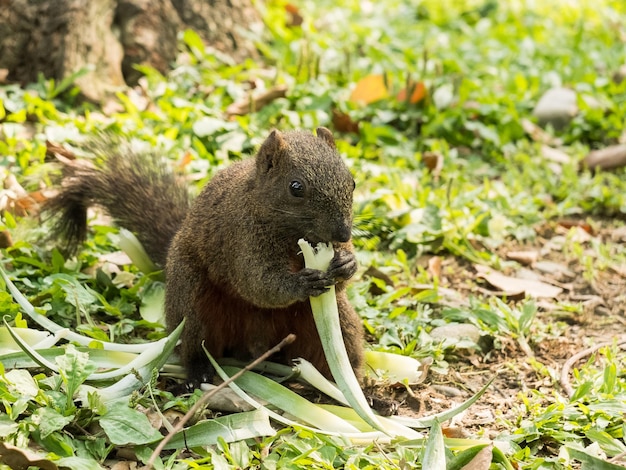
(0, 0), (261, 102)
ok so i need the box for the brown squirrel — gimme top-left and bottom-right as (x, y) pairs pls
(46, 128), (364, 387)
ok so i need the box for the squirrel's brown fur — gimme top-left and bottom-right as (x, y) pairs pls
(46, 128), (364, 386)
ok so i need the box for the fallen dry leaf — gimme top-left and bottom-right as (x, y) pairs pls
(332, 108), (360, 134)
(475, 265), (563, 299)
(350, 74), (388, 105)
(0, 230), (12, 248)
(285, 3), (303, 27)
(533, 261), (575, 278)
(226, 85), (288, 117)
(428, 256), (442, 279)
(177, 151), (194, 171)
(460, 444), (493, 470)
(397, 81), (426, 104)
(422, 151), (443, 178)
(506, 250), (538, 266)
(46, 140), (76, 160)
(610, 225), (626, 243)
(557, 218), (594, 234)
(0, 442), (58, 470)
(1, 173), (39, 216)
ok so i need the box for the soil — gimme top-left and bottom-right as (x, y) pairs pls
(384, 217), (626, 441)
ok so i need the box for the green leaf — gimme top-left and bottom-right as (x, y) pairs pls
(139, 281), (165, 324)
(567, 446), (626, 470)
(0, 414), (19, 438)
(55, 345), (97, 406)
(55, 456), (104, 470)
(33, 407), (74, 439)
(99, 404), (163, 445)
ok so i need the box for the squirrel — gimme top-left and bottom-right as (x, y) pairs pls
(45, 127), (365, 388)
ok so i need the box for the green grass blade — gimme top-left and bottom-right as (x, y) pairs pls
(390, 377), (496, 428)
(422, 419), (446, 469)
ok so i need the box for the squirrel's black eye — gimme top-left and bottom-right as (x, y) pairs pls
(352, 179), (356, 190)
(289, 180), (305, 197)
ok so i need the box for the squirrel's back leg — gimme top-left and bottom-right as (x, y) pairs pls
(165, 244), (217, 388)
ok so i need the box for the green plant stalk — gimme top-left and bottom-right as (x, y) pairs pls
(208, 348), (390, 441)
(222, 366), (361, 433)
(298, 239), (387, 434)
(163, 409), (275, 449)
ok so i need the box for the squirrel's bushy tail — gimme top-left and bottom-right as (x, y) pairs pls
(45, 144), (191, 268)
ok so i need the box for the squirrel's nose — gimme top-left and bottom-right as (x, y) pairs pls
(332, 222), (352, 243)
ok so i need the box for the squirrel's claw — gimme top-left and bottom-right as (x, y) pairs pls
(296, 267), (333, 298)
(328, 249), (357, 282)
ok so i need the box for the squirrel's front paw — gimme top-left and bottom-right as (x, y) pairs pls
(328, 249), (357, 282)
(295, 268), (333, 299)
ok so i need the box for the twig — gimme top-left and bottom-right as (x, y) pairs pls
(560, 336), (626, 398)
(146, 334), (296, 469)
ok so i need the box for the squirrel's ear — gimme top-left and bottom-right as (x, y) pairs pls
(316, 127), (336, 149)
(257, 129), (288, 173)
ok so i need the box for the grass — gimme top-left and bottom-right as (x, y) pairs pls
(1, 0), (626, 468)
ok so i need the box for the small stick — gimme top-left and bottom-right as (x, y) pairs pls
(560, 336), (626, 398)
(146, 334), (296, 469)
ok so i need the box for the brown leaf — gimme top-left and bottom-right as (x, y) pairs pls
(475, 265), (563, 299)
(177, 151), (194, 171)
(46, 140), (76, 160)
(349, 74), (388, 105)
(285, 3), (303, 27)
(460, 444), (493, 470)
(505, 250), (538, 266)
(0, 230), (12, 248)
(332, 108), (359, 134)
(0, 442), (58, 470)
(226, 85), (288, 117)
(442, 426), (469, 438)
(1, 174), (39, 216)
(557, 219), (594, 235)
(397, 81), (426, 104)
(422, 151), (443, 177)
(428, 256), (442, 279)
